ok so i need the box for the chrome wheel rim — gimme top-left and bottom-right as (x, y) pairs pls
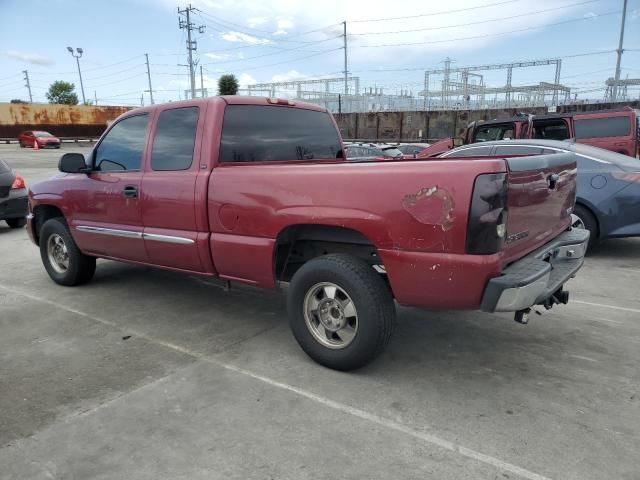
(303, 282), (358, 349)
(571, 213), (585, 230)
(47, 234), (70, 274)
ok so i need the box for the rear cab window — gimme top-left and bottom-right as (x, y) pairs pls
(574, 116), (630, 139)
(219, 105), (342, 163)
(0, 159), (10, 173)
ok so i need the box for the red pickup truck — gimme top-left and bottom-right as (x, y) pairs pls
(27, 96), (589, 370)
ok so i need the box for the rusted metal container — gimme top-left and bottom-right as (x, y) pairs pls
(0, 103), (132, 139)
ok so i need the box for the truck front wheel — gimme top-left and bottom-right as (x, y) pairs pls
(287, 254), (396, 371)
(39, 218), (96, 286)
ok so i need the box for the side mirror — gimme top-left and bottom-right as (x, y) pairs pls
(59, 153), (89, 173)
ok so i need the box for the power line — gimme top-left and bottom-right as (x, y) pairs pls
(227, 47), (342, 72)
(196, 11), (321, 44)
(84, 64), (144, 81)
(351, 0), (605, 35)
(87, 72), (147, 89)
(350, 0), (524, 23)
(201, 35), (342, 65)
(0, 73), (22, 82)
(0, 79), (23, 88)
(197, 9), (341, 40)
(357, 10), (621, 47)
(349, 50), (618, 73)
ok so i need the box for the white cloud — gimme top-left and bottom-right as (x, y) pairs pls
(277, 18), (294, 30)
(631, 9), (639, 20)
(238, 73), (257, 86)
(3, 50), (54, 66)
(205, 52), (232, 60)
(221, 31), (272, 45)
(248, 16), (269, 27)
(583, 11), (597, 19)
(271, 70), (306, 82)
(272, 18), (294, 36)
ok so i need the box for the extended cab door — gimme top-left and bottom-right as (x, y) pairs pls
(70, 113), (150, 262)
(140, 103), (210, 273)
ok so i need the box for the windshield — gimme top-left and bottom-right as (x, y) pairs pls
(34, 131), (53, 137)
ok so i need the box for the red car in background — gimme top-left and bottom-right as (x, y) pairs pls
(18, 131), (61, 149)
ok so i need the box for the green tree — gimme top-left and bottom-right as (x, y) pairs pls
(46, 81), (79, 105)
(218, 74), (239, 95)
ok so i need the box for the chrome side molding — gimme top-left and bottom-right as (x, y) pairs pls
(76, 225), (142, 239)
(142, 232), (195, 245)
(75, 225), (194, 245)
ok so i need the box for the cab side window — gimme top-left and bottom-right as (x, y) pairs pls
(94, 114), (149, 172)
(151, 107), (199, 171)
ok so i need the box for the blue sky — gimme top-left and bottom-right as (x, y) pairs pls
(0, 0), (638, 105)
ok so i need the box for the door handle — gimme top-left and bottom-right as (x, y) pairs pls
(123, 185), (138, 198)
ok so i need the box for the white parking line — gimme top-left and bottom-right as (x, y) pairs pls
(0, 284), (551, 480)
(573, 300), (640, 315)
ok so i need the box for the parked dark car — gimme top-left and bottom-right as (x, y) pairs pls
(18, 131), (61, 148)
(396, 143), (431, 157)
(0, 159), (28, 228)
(440, 139), (640, 249)
(345, 143), (404, 161)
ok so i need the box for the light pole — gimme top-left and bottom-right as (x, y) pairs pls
(67, 46), (86, 105)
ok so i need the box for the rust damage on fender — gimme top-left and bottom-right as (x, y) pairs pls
(401, 186), (455, 231)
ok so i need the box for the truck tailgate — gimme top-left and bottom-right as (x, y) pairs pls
(503, 153), (577, 263)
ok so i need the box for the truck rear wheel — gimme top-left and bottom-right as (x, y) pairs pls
(39, 218), (96, 286)
(287, 254), (396, 371)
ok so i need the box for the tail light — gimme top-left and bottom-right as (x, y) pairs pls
(466, 173), (508, 255)
(11, 174), (26, 190)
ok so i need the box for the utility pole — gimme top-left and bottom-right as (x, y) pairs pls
(342, 21), (348, 97)
(200, 65), (205, 98)
(94, 91), (98, 106)
(141, 94), (144, 107)
(178, 5), (205, 99)
(145, 53), (154, 104)
(22, 70), (33, 103)
(612, 0), (628, 101)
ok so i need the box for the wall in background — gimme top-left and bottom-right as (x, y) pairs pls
(0, 103), (131, 138)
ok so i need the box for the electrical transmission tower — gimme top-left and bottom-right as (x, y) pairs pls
(178, 4), (205, 99)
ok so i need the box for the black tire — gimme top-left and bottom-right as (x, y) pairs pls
(19, 142), (25, 148)
(573, 204), (598, 251)
(287, 254), (396, 371)
(6, 217), (26, 228)
(39, 218), (96, 286)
